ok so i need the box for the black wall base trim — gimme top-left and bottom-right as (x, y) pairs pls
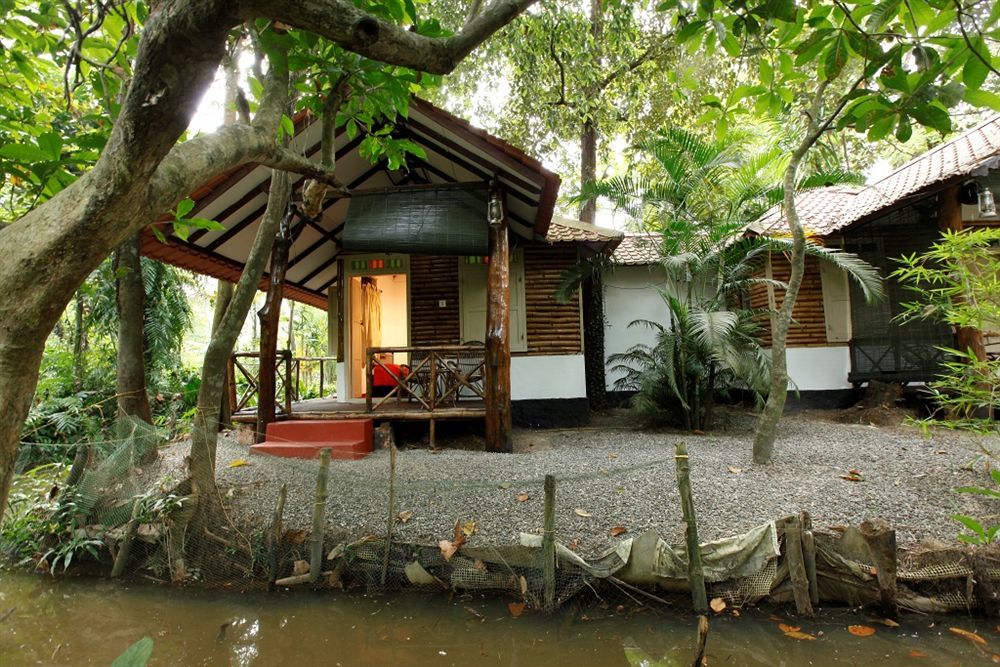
(513, 398), (590, 428)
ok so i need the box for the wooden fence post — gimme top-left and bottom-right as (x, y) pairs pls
(267, 483), (287, 591)
(309, 449), (331, 585)
(542, 474), (556, 609)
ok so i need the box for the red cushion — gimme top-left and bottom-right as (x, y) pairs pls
(373, 363), (407, 387)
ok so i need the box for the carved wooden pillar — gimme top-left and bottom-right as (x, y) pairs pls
(937, 184), (986, 361)
(257, 209), (295, 443)
(485, 192), (513, 453)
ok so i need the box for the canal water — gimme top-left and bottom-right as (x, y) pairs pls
(1, 572), (997, 665)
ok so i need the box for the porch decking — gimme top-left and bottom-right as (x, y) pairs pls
(232, 396), (486, 423)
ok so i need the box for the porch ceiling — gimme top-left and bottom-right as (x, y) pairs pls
(140, 98), (561, 309)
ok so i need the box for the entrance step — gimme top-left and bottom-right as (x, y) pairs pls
(250, 419), (374, 460)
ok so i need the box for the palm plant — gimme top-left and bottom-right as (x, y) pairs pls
(585, 126), (882, 429)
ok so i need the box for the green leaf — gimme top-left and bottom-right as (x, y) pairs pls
(174, 197), (195, 219)
(280, 114), (295, 139)
(184, 217), (224, 232)
(37, 132), (62, 160)
(822, 33), (849, 81)
(962, 51), (990, 91)
(111, 637), (154, 667)
(867, 114), (896, 141)
(676, 20), (707, 44)
(0, 143), (51, 162)
(906, 0), (935, 27)
(909, 104), (951, 133)
(150, 226), (167, 245)
(865, 0), (901, 32)
(965, 89), (1000, 111)
(895, 116), (912, 142)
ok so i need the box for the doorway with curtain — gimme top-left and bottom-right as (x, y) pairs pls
(349, 273), (409, 399)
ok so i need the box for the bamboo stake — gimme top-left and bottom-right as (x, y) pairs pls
(785, 517), (814, 616)
(267, 483), (287, 591)
(381, 442), (398, 587)
(110, 501), (143, 578)
(691, 615), (709, 667)
(800, 512), (819, 606)
(674, 443), (707, 613)
(309, 449), (331, 585)
(542, 474), (556, 610)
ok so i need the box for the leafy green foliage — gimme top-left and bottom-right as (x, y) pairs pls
(659, 0), (1000, 142)
(953, 469), (1000, 545)
(892, 228), (1000, 428)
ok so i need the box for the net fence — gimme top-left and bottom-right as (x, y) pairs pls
(7, 419), (1000, 615)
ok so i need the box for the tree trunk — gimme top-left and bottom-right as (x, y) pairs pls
(752, 86), (829, 464)
(257, 215), (295, 443)
(114, 233), (152, 423)
(187, 172), (291, 519)
(73, 292), (86, 392)
(211, 280), (235, 428)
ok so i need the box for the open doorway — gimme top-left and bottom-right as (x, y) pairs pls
(349, 273), (409, 399)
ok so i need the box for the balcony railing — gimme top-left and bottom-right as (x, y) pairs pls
(365, 344), (486, 414)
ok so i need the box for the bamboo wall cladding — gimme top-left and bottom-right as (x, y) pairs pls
(523, 244), (582, 355)
(750, 254), (829, 347)
(410, 255), (460, 345)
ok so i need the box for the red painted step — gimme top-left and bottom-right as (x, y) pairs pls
(250, 419), (373, 460)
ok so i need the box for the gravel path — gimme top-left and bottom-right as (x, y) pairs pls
(157, 411), (1000, 557)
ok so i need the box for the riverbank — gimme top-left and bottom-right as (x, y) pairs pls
(154, 409), (998, 557)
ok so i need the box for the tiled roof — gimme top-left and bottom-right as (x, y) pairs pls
(610, 233), (663, 265)
(544, 215), (623, 246)
(752, 114), (1000, 236)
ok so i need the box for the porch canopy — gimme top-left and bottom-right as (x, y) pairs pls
(140, 98), (561, 308)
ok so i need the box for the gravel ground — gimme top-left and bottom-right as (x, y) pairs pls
(156, 410), (1000, 557)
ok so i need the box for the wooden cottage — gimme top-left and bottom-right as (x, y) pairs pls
(748, 114), (1000, 400)
(141, 98), (621, 452)
(602, 115), (1000, 404)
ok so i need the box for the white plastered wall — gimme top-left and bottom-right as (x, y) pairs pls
(511, 355), (587, 400)
(602, 265), (670, 390)
(784, 346), (852, 390)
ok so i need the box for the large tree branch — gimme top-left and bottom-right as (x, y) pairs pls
(247, 0), (537, 74)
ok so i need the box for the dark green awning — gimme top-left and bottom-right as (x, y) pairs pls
(341, 186), (489, 255)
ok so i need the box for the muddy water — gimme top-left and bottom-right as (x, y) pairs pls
(0, 572), (996, 666)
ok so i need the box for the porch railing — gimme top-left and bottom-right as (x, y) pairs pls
(228, 351), (337, 415)
(365, 344), (486, 414)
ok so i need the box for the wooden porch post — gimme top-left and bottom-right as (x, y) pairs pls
(256, 209), (295, 443)
(937, 184), (987, 361)
(485, 191), (513, 453)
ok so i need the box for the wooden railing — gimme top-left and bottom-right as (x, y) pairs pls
(288, 356), (337, 401)
(229, 351), (337, 414)
(365, 344), (486, 414)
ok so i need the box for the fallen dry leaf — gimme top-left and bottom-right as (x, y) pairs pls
(291, 560), (310, 576)
(508, 601), (526, 617)
(908, 649), (928, 658)
(692, 429), (705, 435)
(950, 627), (988, 645)
(285, 529), (307, 545)
(228, 459), (250, 468)
(610, 526), (627, 537)
(848, 625), (876, 637)
(732, 609), (741, 618)
(473, 559), (487, 573)
(877, 618), (900, 628)
(464, 606), (484, 621)
(783, 630), (816, 641)
(778, 623), (801, 633)
(519, 576), (528, 596)
(567, 539), (579, 551)
(397, 510), (413, 523)
(461, 520), (477, 537)
(574, 509), (593, 518)
(710, 598), (727, 613)
(439, 539), (460, 562)
(516, 493), (530, 503)
(727, 466), (742, 474)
